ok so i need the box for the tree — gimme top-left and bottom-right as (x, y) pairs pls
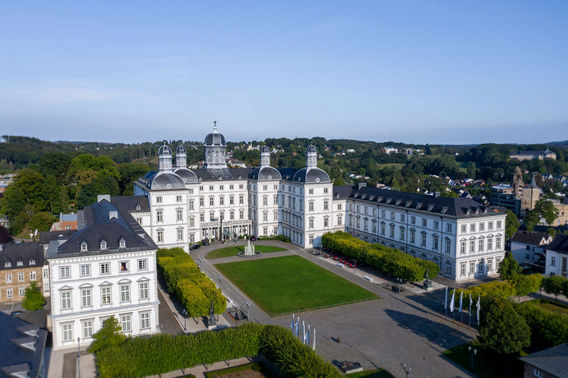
(0, 225), (13, 243)
(88, 316), (126, 354)
(467, 161), (476, 179)
(498, 252), (522, 281)
(479, 297), (530, 355)
(505, 210), (520, 240)
(563, 278), (568, 298)
(22, 282), (46, 311)
(533, 199), (558, 225)
(513, 274), (543, 300)
(542, 276), (565, 301)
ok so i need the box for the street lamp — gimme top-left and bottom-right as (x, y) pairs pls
(246, 301), (250, 321)
(77, 337), (81, 378)
(182, 309), (188, 332)
(401, 363), (411, 378)
(218, 275), (223, 291)
(468, 345), (477, 370)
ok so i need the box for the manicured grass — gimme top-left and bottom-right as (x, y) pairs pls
(206, 245), (287, 259)
(215, 255), (378, 316)
(443, 343), (523, 378)
(527, 298), (568, 314)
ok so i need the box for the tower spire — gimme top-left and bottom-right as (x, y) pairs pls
(213, 121), (217, 133)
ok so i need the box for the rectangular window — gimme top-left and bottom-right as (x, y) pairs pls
(460, 263), (466, 277)
(239, 195), (244, 204)
(309, 218), (314, 229)
(460, 241), (466, 254)
(120, 314), (132, 333)
(461, 224), (467, 233)
(18, 272), (24, 282)
(421, 232), (427, 247)
(446, 224), (452, 233)
(551, 256), (556, 266)
(410, 215), (415, 224)
(470, 224), (476, 232)
(209, 197), (214, 206)
(470, 240), (475, 253)
(140, 312), (150, 330)
(120, 284), (130, 302)
(156, 196), (162, 203)
(59, 266), (70, 279)
(469, 261), (475, 274)
(200, 213), (205, 222)
(324, 201), (329, 211)
(496, 221), (502, 229)
(43, 268), (49, 279)
(120, 261), (129, 272)
(220, 196), (225, 205)
(445, 239), (451, 254)
(138, 259), (148, 271)
(5, 273), (12, 284)
(81, 289), (92, 307)
(199, 197), (204, 206)
(83, 320), (93, 339)
(61, 291), (72, 310)
(309, 201), (314, 212)
(189, 200), (194, 210)
(156, 210), (163, 223)
(410, 229), (415, 244)
(30, 271), (36, 281)
(177, 228), (184, 241)
(100, 263), (110, 275)
(488, 238), (493, 250)
(176, 195), (182, 202)
(309, 234), (314, 245)
(63, 323), (73, 342)
(324, 217), (329, 228)
(80, 264), (91, 277)
(189, 217), (195, 227)
(177, 209), (183, 222)
(496, 237), (502, 250)
(139, 282), (149, 300)
(101, 287), (111, 305)
(479, 239), (484, 252)
(19, 287), (25, 297)
(433, 221), (439, 229)
(6, 288), (13, 298)
(488, 221), (493, 230)
(479, 223), (485, 232)
(487, 258), (493, 272)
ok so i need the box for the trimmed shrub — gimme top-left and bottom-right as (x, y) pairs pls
(479, 297), (530, 355)
(92, 323), (338, 378)
(322, 231), (439, 282)
(157, 248), (226, 317)
(258, 234), (291, 243)
(463, 280), (516, 300)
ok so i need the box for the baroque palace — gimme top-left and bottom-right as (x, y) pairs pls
(126, 124), (506, 282)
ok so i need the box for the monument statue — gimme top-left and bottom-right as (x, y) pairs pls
(244, 239), (256, 256)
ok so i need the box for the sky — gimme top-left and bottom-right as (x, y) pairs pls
(0, 1), (567, 145)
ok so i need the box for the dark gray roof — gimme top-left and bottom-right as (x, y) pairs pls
(307, 144), (317, 153)
(0, 312), (47, 378)
(520, 343), (568, 377)
(174, 168), (199, 183)
(511, 231), (551, 246)
(248, 166), (282, 181)
(195, 167), (252, 181)
(547, 235), (568, 255)
(143, 171), (186, 190)
(110, 195), (150, 213)
(175, 145), (186, 154)
(205, 132), (226, 146)
(48, 199), (156, 258)
(260, 145), (270, 153)
(292, 167), (330, 183)
(38, 230), (76, 245)
(0, 243), (44, 271)
(332, 184), (505, 218)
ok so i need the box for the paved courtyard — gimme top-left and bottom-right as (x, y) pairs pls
(193, 240), (476, 378)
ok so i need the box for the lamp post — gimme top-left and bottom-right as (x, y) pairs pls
(182, 309), (187, 332)
(218, 275), (223, 291)
(76, 337), (81, 378)
(401, 363), (411, 378)
(468, 345), (477, 371)
(246, 301), (250, 321)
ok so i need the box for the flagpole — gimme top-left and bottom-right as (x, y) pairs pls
(313, 328), (316, 351)
(444, 286), (448, 317)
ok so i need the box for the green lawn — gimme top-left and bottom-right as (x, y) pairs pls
(526, 298), (568, 315)
(206, 245), (287, 259)
(215, 255), (378, 316)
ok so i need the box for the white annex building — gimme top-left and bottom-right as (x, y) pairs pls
(128, 124), (506, 281)
(47, 196), (160, 350)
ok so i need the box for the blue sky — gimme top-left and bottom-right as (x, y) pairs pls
(0, 1), (566, 144)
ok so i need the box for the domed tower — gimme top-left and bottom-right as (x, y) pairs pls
(158, 144), (173, 171)
(204, 121), (227, 169)
(175, 145), (187, 169)
(306, 144), (318, 168)
(260, 145), (270, 167)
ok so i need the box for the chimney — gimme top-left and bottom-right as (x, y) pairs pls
(97, 194), (111, 203)
(109, 211), (118, 220)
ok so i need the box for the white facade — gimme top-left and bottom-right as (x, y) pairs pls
(47, 200), (159, 350)
(545, 250), (568, 277)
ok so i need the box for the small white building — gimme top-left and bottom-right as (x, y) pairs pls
(545, 235), (568, 278)
(510, 231), (552, 270)
(47, 196), (160, 351)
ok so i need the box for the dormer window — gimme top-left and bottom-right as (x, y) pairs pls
(81, 241), (88, 251)
(4, 262), (11, 268)
(29, 259), (36, 266)
(16, 260), (23, 266)
(136, 204), (141, 211)
(100, 240), (107, 250)
(119, 238), (126, 248)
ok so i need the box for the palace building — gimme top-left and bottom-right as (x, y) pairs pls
(125, 124), (506, 281)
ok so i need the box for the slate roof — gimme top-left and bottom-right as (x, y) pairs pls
(520, 343), (568, 377)
(292, 167), (330, 183)
(110, 195), (150, 213)
(174, 167), (199, 183)
(249, 166), (282, 181)
(38, 230), (77, 245)
(195, 167), (252, 181)
(547, 234), (568, 255)
(47, 199), (156, 259)
(0, 243), (44, 271)
(511, 231), (551, 246)
(332, 184), (505, 218)
(0, 312), (47, 378)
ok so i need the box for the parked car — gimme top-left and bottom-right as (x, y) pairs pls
(250, 236), (257, 241)
(190, 244), (200, 250)
(201, 239), (210, 246)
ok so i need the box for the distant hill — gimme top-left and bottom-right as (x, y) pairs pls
(546, 140), (568, 148)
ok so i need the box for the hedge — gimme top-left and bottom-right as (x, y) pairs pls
(462, 281), (516, 300)
(92, 323), (339, 378)
(321, 231), (439, 282)
(157, 248), (226, 317)
(258, 234), (291, 243)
